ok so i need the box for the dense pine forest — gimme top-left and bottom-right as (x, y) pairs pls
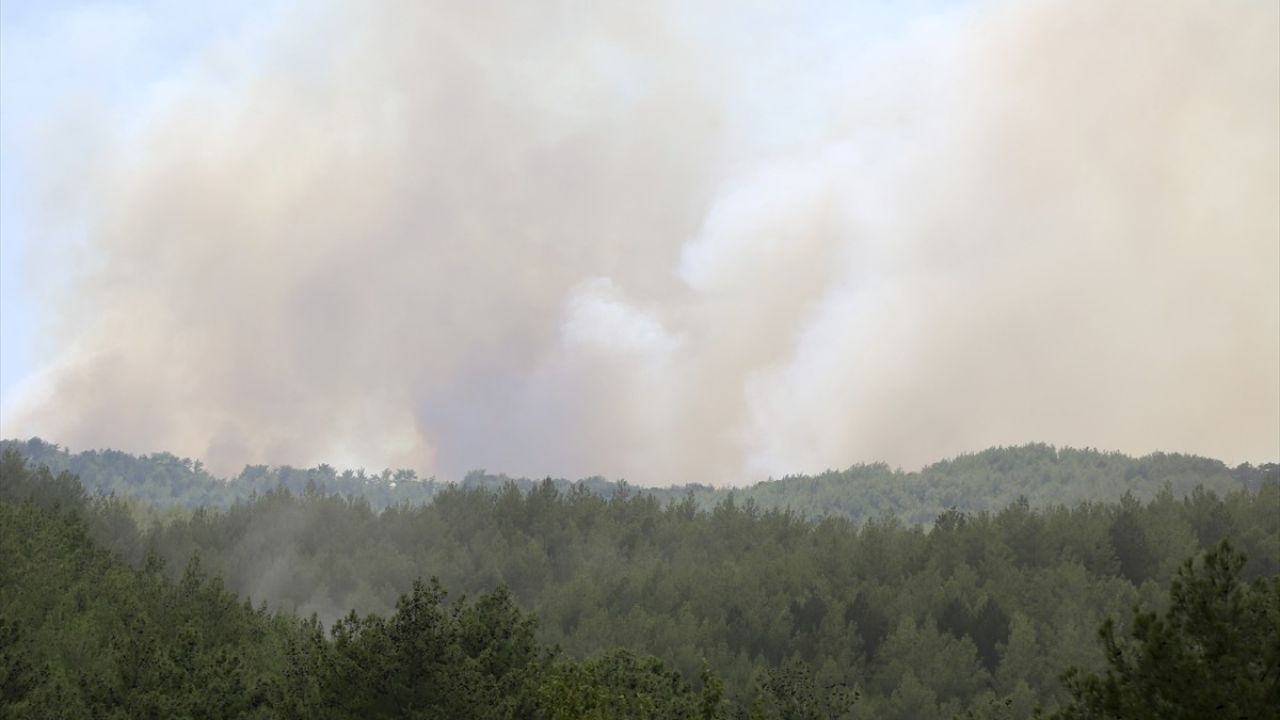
(2, 442), (1277, 718)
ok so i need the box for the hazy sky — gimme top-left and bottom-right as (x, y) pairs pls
(1, 0), (1277, 484)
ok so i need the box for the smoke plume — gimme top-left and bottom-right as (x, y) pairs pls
(4, 0), (1278, 483)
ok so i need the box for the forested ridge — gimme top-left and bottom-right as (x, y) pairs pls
(3, 437), (1270, 524)
(2, 446), (1277, 718)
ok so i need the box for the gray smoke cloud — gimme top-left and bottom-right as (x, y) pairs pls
(4, 0), (1277, 484)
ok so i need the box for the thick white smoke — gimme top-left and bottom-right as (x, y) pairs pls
(4, 0), (1278, 483)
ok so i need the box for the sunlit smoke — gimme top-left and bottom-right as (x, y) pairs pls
(4, 0), (1277, 484)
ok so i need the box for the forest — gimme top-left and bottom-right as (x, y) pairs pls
(1, 444), (1277, 718)
(3, 437), (1269, 522)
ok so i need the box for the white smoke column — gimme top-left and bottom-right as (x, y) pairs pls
(3, 0), (1277, 483)
(730, 0), (1280, 477)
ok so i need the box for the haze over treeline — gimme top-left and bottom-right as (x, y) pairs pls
(3, 446), (1277, 717)
(4, 437), (1274, 524)
(3, 0), (1278, 484)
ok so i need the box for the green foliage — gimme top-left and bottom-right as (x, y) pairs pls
(538, 649), (722, 719)
(0, 438), (440, 510)
(2, 445), (1277, 719)
(5, 438), (1268, 525)
(747, 661), (858, 720)
(0, 452), (282, 718)
(282, 578), (551, 719)
(1048, 541), (1280, 719)
(0, 450), (726, 718)
(110, 448), (1275, 714)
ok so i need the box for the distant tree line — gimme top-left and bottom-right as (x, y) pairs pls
(3, 437), (1270, 524)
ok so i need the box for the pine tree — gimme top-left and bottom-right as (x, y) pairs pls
(1049, 540), (1280, 719)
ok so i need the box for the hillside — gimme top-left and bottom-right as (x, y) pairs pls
(0, 452), (746, 719)
(3, 438), (1271, 526)
(3, 444), (1276, 717)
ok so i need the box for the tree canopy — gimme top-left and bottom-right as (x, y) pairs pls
(2, 446), (1276, 718)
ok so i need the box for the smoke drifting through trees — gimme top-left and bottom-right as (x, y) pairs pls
(4, 0), (1278, 483)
